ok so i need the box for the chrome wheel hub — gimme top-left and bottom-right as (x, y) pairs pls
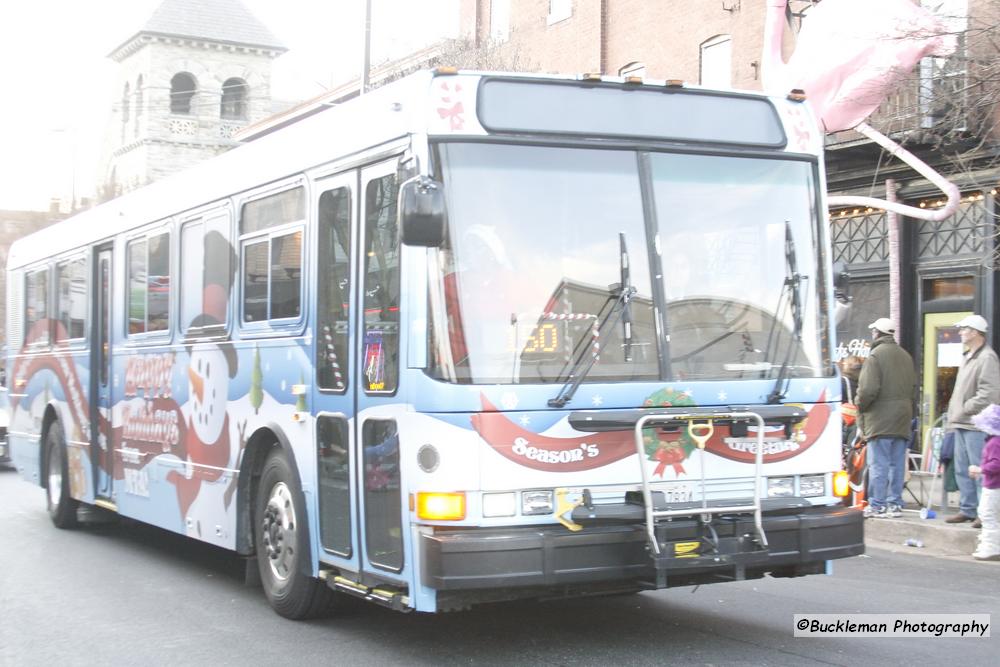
(261, 482), (297, 581)
(48, 446), (62, 507)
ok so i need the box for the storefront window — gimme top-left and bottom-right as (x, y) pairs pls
(835, 280), (889, 362)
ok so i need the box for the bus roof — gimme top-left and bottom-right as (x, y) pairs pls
(7, 70), (818, 270)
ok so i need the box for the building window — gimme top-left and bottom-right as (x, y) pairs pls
(240, 187), (305, 323)
(491, 0), (511, 42)
(919, 0), (968, 129)
(170, 73), (197, 115)
(548, 0), (572, 25)
(135, 75), (143, 138)
(56, 257), (86, 341)
(122, 83), (130, 124)
(127, 232), (171, 335)
(700, 35), (732, 88)
(619, 61), (646, 78)
(221, 77), (248, 120)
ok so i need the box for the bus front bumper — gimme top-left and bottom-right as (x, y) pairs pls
(420, 504), (863, 591)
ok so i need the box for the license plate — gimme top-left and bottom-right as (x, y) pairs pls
(663, 485), (694, 503)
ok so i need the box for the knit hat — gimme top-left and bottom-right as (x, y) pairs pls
(972, 403), (1000, 436)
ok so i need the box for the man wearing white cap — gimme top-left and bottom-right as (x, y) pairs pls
(945, 314), (1000, 526)
(856, 317), (916, 518)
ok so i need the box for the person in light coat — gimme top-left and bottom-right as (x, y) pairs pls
(945, 314), (1000, 527)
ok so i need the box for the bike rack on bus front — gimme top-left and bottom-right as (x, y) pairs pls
(632, 410), (768, 555)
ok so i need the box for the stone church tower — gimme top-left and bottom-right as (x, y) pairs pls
(102, 0), (286, 198)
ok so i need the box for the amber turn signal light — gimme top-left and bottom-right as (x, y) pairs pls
(416, 492), (466, 521)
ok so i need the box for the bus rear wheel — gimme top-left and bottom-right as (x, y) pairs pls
(45, 421), (78, 529)
(254, 447), (335, 619)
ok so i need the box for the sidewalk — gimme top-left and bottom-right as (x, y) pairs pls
(863, 504), (980, 556)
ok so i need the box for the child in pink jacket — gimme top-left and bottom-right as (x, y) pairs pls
(970, 404), (1000, 560)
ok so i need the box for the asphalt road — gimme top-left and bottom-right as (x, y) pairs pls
(1, 466), (996, 666)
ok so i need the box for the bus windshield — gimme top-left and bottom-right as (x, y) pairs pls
(428, 142), (826, 385)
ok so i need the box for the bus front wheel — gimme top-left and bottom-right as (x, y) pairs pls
(45, 421), (78, 529)
(254, 447), (335, 619)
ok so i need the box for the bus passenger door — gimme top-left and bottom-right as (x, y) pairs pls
(313, 173), (358, 568)
(91, 245), (115, 504)
(355, 161), (405, 579)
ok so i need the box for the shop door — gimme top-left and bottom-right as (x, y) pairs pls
(921, 311), (971, 450)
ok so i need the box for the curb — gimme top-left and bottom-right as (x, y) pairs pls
(863, 511), (979, 555)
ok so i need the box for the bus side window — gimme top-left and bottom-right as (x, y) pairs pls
(55, 257), (87, 342)
(317, 187), (352, 391)
(127, 231), (171, 336)
(239, 187), (305, 324)
(25, 267), (50, 347)
(180, 213), (233, 332)
(362, 174), (400, 394)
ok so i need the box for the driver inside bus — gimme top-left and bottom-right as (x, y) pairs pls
(444, 225), (517, 372)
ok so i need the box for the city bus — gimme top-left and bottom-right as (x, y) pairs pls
(4, 70), (863, 618)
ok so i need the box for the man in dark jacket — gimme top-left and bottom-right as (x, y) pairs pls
(945, 314), (1000, 526)
(856, 317), (916, 518)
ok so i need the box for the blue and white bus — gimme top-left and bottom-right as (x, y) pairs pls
(5, 70), (862, 618)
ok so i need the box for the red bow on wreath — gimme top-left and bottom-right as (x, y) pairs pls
(653, 446), (687, 477)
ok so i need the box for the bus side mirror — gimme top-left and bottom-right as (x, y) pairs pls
(399, 176), (447, 247)
(833, 261), (851, 303)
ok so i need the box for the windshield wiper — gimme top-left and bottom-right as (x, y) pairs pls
(548, 232), (636, 408)
(619, 232), (634, 362)
(766, 221), (805, 404)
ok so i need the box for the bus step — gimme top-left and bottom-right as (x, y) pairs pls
(326, 574), (411, 612)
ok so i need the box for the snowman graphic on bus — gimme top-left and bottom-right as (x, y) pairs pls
(165, 229), (241, 540)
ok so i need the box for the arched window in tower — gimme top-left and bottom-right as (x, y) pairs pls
(135, 75), (143, 137)
(221, 78), (248, 120)
(121, 83), (130, 141)
(170, 73), (197, 115)
(122, 83), (131, 124)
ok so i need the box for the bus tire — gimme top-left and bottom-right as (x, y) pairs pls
(254, 447), (334, 619)
(45, 421), (79, 529)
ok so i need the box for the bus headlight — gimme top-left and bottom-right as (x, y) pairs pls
(767, 477), (794, 497)
(416, 492), (466, 520)
(521, 490), (554, 515)
(482, 492), (517, 517)
(799, 474), (825, 497)
(833, 470), (850, 498)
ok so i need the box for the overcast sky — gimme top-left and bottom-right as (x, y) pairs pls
(0, 0), (459, 211)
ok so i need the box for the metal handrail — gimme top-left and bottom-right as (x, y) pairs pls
(633, 410), (768, 555)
